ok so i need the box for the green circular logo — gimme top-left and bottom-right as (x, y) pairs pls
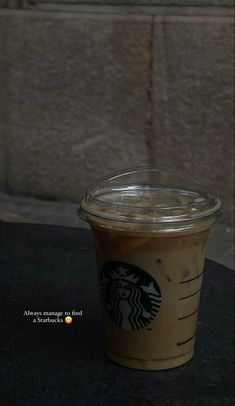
(101, 261), (161, 331)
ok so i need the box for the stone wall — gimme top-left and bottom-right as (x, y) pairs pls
(1, 0), (234, 6)
(0, 4), (234, 223)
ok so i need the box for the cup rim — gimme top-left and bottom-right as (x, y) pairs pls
(79, 166), (223, 229)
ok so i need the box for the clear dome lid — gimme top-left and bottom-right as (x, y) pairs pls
(79, 167), (223, 231)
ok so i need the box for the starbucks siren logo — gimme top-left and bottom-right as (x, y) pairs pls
(101, 261), (161, 331)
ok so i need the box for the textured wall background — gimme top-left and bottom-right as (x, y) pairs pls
(0, 5), (234, 223)
(10, 0), (235, 6)
(152, 16), (234, 222)
(36, 1), (234, 4)
(0, 12), (151, 200)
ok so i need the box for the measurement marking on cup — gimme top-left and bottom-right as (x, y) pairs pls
(177, 333), (196, 346)
(179, 288), (201, 301)
(178, 308), (199, 320)
(180, 271), (204, 284)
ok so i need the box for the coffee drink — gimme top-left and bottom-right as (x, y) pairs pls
(79, 168), (222, 370)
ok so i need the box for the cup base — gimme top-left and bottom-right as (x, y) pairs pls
(106, 348), (194, 371)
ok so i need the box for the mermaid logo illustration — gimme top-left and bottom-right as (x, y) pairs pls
(101, 261), (161, 331)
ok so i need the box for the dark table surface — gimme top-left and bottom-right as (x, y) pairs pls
(0, 222), (234, 406)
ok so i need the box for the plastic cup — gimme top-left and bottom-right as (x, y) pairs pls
(79, 168), (223, 370)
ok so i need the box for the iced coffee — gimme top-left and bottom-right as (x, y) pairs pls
(79, 168), (222, 370)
